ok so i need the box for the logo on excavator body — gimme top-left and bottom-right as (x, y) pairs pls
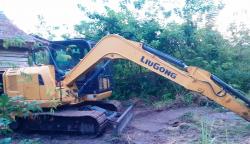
(140, 56), (177, 79)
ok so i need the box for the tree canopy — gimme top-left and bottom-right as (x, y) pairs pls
(37, 0), (250, 103)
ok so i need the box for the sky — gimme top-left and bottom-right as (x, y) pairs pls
(0, 0), (250, 40)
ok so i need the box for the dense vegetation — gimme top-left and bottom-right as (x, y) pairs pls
(0, 94), (41, 143)
(72, 0), (250, 101)
(39, 0), (250, 103)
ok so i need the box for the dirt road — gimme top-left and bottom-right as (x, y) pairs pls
(12, 106), (250, 144)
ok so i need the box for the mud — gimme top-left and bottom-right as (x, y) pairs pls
(11, 106), (250, 144)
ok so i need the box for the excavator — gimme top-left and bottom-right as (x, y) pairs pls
(2, 34), (250, 135)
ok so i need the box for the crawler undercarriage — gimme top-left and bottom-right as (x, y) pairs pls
(11, 101), (133, 135)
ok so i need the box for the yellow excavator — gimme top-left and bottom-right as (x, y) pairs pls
(2, 34), (250, 135)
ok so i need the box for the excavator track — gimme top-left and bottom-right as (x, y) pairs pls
(18, 110), (107, 135)
(12, 100), (130, 135)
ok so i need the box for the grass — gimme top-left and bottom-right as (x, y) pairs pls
(152, 93), (175, 110)
(152, 99), (173, 110)
(199, 119), (215, 144)
(198, 119), (234, 144)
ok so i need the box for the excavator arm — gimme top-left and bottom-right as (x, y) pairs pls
(63, 34), (250, 121)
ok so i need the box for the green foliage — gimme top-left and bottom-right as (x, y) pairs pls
(133, 0), (145, 9)
(73, 0), (250, 103)
(152, 92), (175, 109)
(162, 93), (175, 101)
(33, 50), (50, 65)
(2, 37), (26, 49)
(183, 93), (194, 105)
(35, 15), (59, 40)
(0, 118), (12, 135)
(54, 46), (85, 70)
(75, 1), (182, 101)
(152, 100), (172, 110)
(0, 94), (42, 135)
(56, 50), (72, 62)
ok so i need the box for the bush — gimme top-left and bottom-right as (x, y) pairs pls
(0, 94), (42, 137)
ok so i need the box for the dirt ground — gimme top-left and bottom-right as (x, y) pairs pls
(11, 105), (250, 144)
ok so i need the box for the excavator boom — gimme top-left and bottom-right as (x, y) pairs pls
(63, 34), (250, 121)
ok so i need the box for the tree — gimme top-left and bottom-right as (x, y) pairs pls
(74, 0), (240, 102)
(35, 15), (59, 40)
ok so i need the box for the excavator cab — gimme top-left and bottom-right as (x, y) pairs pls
(32, 38), (113, 98)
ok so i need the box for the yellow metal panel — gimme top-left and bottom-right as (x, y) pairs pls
(39, 86), (46, 100)
(4, 69), (22, 96)
(3, 65), (57, 99)
(82, 91), (112, 101)
(7, 76), (17, 91)
(95, 90), (112, 100)
(23, 74), (40, 100)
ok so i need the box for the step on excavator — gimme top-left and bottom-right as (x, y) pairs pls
(2, 34), (250, 135)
